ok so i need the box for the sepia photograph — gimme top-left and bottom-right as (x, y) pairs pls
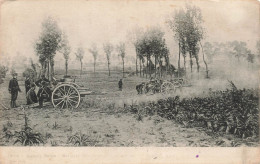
(0, 0), (259, 163)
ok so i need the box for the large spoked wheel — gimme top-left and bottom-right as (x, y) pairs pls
(51, 84), (81, 109)
(161, 82), (175, 94)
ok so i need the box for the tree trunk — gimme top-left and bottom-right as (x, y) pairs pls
(189, 51), (193, 73)
(195, 56), (199, 73)
(47, 60), (50, 80)
(122, 59), (125, 78)
(155, 56), (157, 78)
(149, 55), (151, 78)
(184, 55), (187, 78)
(159, 60), (162, 78)
(50, 57), (54, 80)
(94, 61), (96, 77)
(178, 42), (181, 78)
(108, 61), (110, 76)
(165, 62), (168, 78)
(146, 56), (148, 78)
(183, 55), (186, 72)
(139, 58), (142, 77)
(142, 61), (145, 77)
(136, 49), (138, 75)
(65, 60), (68, 76)
(199, 41), (209, 78)
(80, 61), (82, 76)
(42, 62), (46, 77)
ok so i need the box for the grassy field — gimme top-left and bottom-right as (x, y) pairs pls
(0, 68), (259, 147)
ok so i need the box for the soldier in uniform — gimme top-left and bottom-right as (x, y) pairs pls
(25, 76), (31, 105)
(35, 75), (50, 87)
(118, 79), (123, 91)
(37, 81), (52, 108)
(35, 75), (50, 108)
(26, 84), (38, 105)
(8, 73), (21, 108)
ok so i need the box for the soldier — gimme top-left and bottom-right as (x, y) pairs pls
(37, 81), (51, 108)
(25, 76), (31, 105)
(8, 73), (21, 108)
(136, 82), (145, 94)
(26, 84), (38, 105)
(35, 75), (50, 87)
(118, 79), (123, 91)
(36, 75), (50, 108)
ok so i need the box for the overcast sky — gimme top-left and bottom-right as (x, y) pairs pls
(0, 0), (259, 68)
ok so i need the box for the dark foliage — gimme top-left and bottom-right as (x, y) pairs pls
(141, 86), (259, 139)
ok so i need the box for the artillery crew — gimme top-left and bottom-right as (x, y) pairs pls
(8, 73), (21, 108)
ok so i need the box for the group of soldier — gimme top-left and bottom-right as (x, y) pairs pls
(136, 78), (163, 94)
(8, 73), (50, 108)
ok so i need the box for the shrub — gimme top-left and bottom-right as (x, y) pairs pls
(13, 112), (44, 146)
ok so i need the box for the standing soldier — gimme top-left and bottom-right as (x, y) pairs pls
(8, 73), (21, 108)
(25, 76), (31, 105)
(118, 79), (123, 91)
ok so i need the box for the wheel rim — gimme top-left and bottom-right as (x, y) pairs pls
(52, 84), (80, 109)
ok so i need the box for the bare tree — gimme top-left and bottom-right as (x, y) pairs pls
(128, 27), (144, 75)
(199, 41), (209, 78)
(117, 42), (126, 77)
(168, 4), (206, 78)
(60, 33), (71, 77)
(103, 42), (113, 76)
(88, 44), (98, 77)
(168, 8), (187, 76)
(75, 47), (84, 76)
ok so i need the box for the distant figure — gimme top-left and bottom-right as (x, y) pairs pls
(8, 73), (21, 108)
(26, 84), (38, 105)
(118, 79), (123, 91)
(25, 76), (31, 105)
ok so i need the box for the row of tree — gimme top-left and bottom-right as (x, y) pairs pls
(34, 16), (127, 79)
(168, 4), (208, 78)
(33, 4), (259, 81)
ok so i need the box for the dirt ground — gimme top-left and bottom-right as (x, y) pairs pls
(0, 71), (258, 147)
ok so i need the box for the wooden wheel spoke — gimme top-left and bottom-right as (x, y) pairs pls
(69, 99), (78, 104)
(53, 97), (64, 101)
(67, 100), (73, 108)
(68, 90), (76, 96)
(56, 99), (64, 107)
(65, 100), (68, 109)
(61, 101), (65, 109)
(67, 87), (72, 95)
(58, 88), (65, 96)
